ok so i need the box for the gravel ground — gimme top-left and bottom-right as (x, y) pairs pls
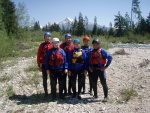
(0, 47), (150, 113)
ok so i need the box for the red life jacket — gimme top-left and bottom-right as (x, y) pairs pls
(90, 48), (106, 64)
(49, 48), (64, 66)
(60, 42), (74, 53)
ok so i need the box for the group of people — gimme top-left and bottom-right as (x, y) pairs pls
(37, 32), (112, 102)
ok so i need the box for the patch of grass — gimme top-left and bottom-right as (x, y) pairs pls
(139, 59), (150, 67)
(0, 76), (11, 82)
(32, 73), (41, 94)
(25, 64), (38, 72)
(25, 60), (38, 72)
(116, 99), (125, 104)
(0, 37), (18, 60)
(18, 48), (37, 58)
(113, 49), (129, 55)
(6, 86), (15, 97)
(121, 87), (137, 102)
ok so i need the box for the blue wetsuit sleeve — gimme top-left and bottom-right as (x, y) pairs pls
(101, 49), (113, 67)
(61, 49), (68, 69)
(82, 50), (87, 70)
(67, 51), (72, 70)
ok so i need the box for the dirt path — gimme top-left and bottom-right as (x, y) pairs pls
(0, 47), (150, 113)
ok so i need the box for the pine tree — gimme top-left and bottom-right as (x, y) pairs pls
(114, 12), (125, 37)
(77, 12), (85, 36)
(146, 13), (150, 33)
(1, 0), (18, 35)
(131, 0), (142, 27)
(0, 0), (7, 36)
(108, 22), (114, 36)
(137, 17), (147, 35)
(33, 21), (41, 31)
(92, 16), (97, 36)
(72, 17), (78, 35)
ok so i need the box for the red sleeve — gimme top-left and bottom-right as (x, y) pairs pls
(37, 44), (43, 67)
(60, 43), (64, 49)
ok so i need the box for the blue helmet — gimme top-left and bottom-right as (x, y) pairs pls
(73, 39), (80, 44)
(44, 32), (51, 37)
(65, 33), (72, 38)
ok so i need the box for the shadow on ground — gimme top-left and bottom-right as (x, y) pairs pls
(9, 93), (101, 105)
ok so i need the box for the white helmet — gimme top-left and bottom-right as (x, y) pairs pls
(52, 37), (59, 42)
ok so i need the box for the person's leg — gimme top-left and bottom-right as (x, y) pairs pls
(81, 74), (86, 94)
(42, 65), (48, 97)
(88, 70), (93, 95)
(58, 70), (66, 99)
(70, 70), (77, 98)
(99, 70), (108, 101)
(77, 69), (85, 99)
(50, 71), (57, 101)
(91, 70), (98, 98)
(68, 76), (72, 95)
(63, 73), (67, 96)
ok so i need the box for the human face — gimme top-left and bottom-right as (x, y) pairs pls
(83, 40), (89, 46)
(53, 41), (59, 48)
(44, 36), (51, 42)
(74, 43), (80, 49)
(65, 37), (72, 43)
(92, 43), (100, 49)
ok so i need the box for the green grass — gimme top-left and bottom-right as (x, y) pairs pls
(0, 76), (11, 82)
(25, 64), (38, 72)
(6, 86), (15, 97)
(0, 31), (150, 63)
(121, 87), (137, 102)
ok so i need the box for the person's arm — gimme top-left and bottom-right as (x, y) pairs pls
(102, 49), (113, 68)
(61, 49), (68, 73)
(67, 51), (73, 76)
(82, 50), (87, 70)
(100, 49), (112, 71)
(37, 44), (43, 71)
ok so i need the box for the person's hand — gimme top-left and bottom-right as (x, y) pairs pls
(64, 69), (68, 74)
(38, 67), (42, 72)
(84, 70), (88, 76)
(89, 67), (93, 72)
(101, 66), (107, 71)
(68, 71), (71, 76)
(46, 70), (50, 75)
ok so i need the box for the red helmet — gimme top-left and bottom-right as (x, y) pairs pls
(83, 36), (90, 41)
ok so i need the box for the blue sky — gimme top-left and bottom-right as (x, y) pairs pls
(11, 0), (150, 27)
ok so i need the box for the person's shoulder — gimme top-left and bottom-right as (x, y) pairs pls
(101, 48), (108, 51)
(81, 49), (86, 53)
(81, 45), (84, 48)
(60, 42), (65, 46)
(59, 48), (64, 52)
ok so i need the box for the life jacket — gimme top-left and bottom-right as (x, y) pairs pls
(90, 48), (106, 64)
(72, 49), (83, 64)
(42, 42), (52, 56)
(49, 48), (64, 66)
(62, 42), (74, 53)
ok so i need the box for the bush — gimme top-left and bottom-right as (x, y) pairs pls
(121, 87), (137, 102)
(0, 36), (18, 60)
(6, 86), (15, 97)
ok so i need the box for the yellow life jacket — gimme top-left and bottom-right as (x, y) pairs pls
(72, 49), (82, 64)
